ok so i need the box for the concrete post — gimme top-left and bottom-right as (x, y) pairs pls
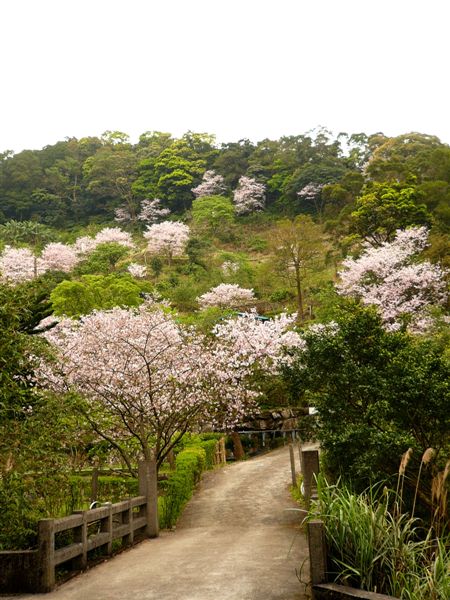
(289, 444), (297, 486)
(138, 458), (159, 538)
(308, 520), (327, 585)
(37, 519), (55, 592)
(301, 448), (319, 505)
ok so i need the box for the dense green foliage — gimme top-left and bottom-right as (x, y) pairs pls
(284, 304), (450, 492)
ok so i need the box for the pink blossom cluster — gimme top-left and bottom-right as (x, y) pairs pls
(337, 227), (448, 331)
(192, 171), (226, 198)
(137, 199), (170, 224)
(0, 246), (44, 282)
(40, 242), (79, 273)
(197, 283), (255, 309)
(233, 176), (266, 215)
(221, 260), (240, 276)
(144, 221), (190, 259)
(91, 227), (135, 249)
(37, 304), (258, 441)
(213, 311), (305, 373)
(297, 183), (324, 200)
(127, 263), (147, 278)
(0, 226), (136, 283)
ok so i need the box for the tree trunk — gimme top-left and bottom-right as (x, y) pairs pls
(295, 265), (304, 322)
(231, 431), (245, 461)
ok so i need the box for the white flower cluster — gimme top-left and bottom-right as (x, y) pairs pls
(0, 227), (135, 283)
(197, 283), (255, 309)
(192, 170), (226, 198)
(144, 221), (190, 259)
(233, 176), (266, 215)
(337, 227), (448, 332)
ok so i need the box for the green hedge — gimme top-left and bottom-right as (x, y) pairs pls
(159, 438), (221, 528)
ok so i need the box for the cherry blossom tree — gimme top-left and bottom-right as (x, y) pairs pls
(233, 176), (266, 215)
(137, 199), (170, 224)
(197, 283), (255, 310)
(38, 303), (256, 470)
(0, 246), (43, 282)
(297, 183), (325, 220)
(40, 242), (79, 273)
(93, 227), (134, 248)
(337, 227), (448, 331)
(192, 170), (226, 198)
(127, 263), (147, 278)
(144, 221), (190, 263)
(212, 311), (305, 374)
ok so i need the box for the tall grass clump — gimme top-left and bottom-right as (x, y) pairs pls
(310, 474), (450, 599)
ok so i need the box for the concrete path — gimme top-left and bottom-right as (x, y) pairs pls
(11, 447), (310, 600)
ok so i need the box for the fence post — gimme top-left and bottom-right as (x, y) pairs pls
(138, 458), (159, 538)
(100, 503), (113, 554)
(289, 444), (297, 487)
(301, 448), (320, 505)
(308, 520), (327, 585)
(73, 511), (88, 569)
(38, 518), (55, 592)
(91, 467), (99, 504)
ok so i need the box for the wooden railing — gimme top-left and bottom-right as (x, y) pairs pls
(38, 496), (149, 591)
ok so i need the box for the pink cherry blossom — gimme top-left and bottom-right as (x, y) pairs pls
(127, 263), (147, 278)
(137, 199), (171, 224)
(144, 221), (190, 261)
(337, 227), (448, 331)
(197, 283), (255, 309)
(192, 171), (226, 198)
(40, 242), (79, 273)
(233, 176), (266, 215)
(37, 303), (257, 464)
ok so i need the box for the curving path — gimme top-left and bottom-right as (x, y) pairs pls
(12, 447), (310, 600)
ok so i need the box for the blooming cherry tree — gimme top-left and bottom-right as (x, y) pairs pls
(93, 227), (134, 248)
(213, 311), (305, 374)
(0, 246), (43, 282)
(192, 170), (226, 198)
(38, 304), (256, 469)
(40, 242), (79, 273)
(233, 176), (266, 215)
(144, 221), (190, 262)
(337, 227), (448, 331)
(197, 283), (255, 310)
(137, 199), (170, 224)
(127, 263), (147, 278)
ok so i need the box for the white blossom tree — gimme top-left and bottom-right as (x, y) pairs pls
(144, 221), (190, 263)
(0, 246), (43, 282)
(197, 283), (255, 310)
(337, 227), (448, 331)
(93, 227), (135, 248)
(40, 242), (79, 273)
(137, 199), (170, 224)
(192, 170), (226, 198)
(127, 263), (147, 278)
(213, 311), (305, 374)
(38, 303), (256, 470)
(233, 176), (266, 215)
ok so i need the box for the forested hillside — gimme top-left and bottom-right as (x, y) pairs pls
(1, 129), (448, 569)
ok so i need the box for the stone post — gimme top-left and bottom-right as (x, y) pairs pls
(289, 444), (297, 486)
(138, 458), (159, 538)
(37, 519), (55, 592)
(308, 520), (327, 585)
(301, 448), (320, 505)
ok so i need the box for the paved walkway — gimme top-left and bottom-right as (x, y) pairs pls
(12, 447), (310, 600)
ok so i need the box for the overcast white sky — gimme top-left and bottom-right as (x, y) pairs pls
(1, 0), (449, 152)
